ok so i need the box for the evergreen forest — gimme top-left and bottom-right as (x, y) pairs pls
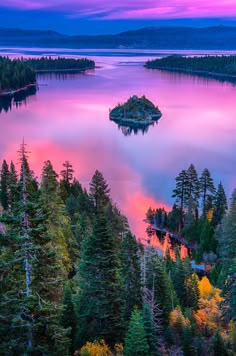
(145, 55), (236, 79)
(0, 148), (235, 355)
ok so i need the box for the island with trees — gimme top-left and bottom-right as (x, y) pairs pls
(0, 145), (235, 355)
(110, 95), (162, 126)
(145, 55), (236, 83)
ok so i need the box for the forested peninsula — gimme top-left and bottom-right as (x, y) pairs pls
(0, 56), (36, 94)
(0, 145), (235, 355)
(145, 55), (236, 82)
(0, 56), (95, 95)
(24, 56), (95, 72)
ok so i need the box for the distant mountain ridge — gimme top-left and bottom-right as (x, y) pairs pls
(0, 26), (236, 49)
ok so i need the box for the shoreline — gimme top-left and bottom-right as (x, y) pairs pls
(0, 83), (37, 97)
(35, 66), (95, 73)
(0, 66), (95, 97)
(145, 65), (236, 81)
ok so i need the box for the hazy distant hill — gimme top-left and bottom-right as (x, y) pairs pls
(0, 26), (236, 49)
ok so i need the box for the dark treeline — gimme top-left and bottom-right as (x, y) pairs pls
(0, 56), (36, 93)
(0, 150), (235, 355)
(145, 55), (236, 79)
(24, 57), (95, 71)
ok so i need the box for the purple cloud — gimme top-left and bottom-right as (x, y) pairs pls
(2, 0), (236, 19)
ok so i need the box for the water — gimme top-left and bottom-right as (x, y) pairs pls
(1, 48), (236, 241)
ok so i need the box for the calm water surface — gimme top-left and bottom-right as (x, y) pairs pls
(1, 49), (236, 239)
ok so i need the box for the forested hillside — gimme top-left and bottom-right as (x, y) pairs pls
(0, 147), (235, 355)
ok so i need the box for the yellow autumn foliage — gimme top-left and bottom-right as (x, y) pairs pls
(79, 340), (123, 356)
(80, 339), (112, 356)
(198, 276), (213, 298)
(194, 276), (224, 334)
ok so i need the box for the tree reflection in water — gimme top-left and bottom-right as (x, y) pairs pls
(0, 86), (37, 114)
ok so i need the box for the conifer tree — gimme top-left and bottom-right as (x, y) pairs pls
(199, 168), (216, 216)
(8, 161), (18, 208)
(186, 164), (199, 204)
(142, 304), (158, 355)
(0, 159), (10, 210)
(60, 160), (74, 201)
(121, 231), (142, 322)
(172, 256), (186, 306)
(89, 170), (110, 210)
(182, 326), (197, 356)
(124, 308), (149, 356)
(184, 274), (200, 310)
(172, 169), (189, 230)
(212, 182), (227, 227)
(218, 190), (236, 321)
(41, 159), (58, 197)
(61, 282), (76, 352)
(76, 208), (124, 346)
(210, 331), (229, 356)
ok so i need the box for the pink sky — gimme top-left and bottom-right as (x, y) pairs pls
(2, 0), (236, 19)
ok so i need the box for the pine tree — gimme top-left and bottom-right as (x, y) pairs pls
(60, 161), (74, 201)
(61, 282), (76, 352)
(8, 161), (18, 208)
(76, 209), (124, 346)
(210, 331), (229, 356)
(218, 190), (236, 321)
(199, 168), (216, 216)
(186, 164), (199, 203)
(89, 170), (110, 210)
(124, 308), (149, 356)
(142, 304), (158, 355)
(121, 231), (142, 322)
(41, 160), (58, 197)
(182, 326), (197, 356)
(172, 256), (186, 306)
(184, 274), (200, 310)
(212, 182), (227, 227)
(0, 159), (10, 210)
(172, 170), (189, 231)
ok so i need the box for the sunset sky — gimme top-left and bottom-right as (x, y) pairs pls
(1, 0), (236, 34)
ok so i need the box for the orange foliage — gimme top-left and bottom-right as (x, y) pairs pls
(169, 306), (190, 332)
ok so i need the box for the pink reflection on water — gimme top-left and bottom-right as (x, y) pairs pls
(1, 60), (236, 243)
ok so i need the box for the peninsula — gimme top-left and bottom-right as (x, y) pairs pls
(0, 56), (95, 96)
(145, 55), (236, 83)
(109, 95), (162, 125)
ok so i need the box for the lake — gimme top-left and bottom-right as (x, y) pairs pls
(1, 47), (236, 241)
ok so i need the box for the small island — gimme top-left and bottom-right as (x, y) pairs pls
(109, 95), (162, 125)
